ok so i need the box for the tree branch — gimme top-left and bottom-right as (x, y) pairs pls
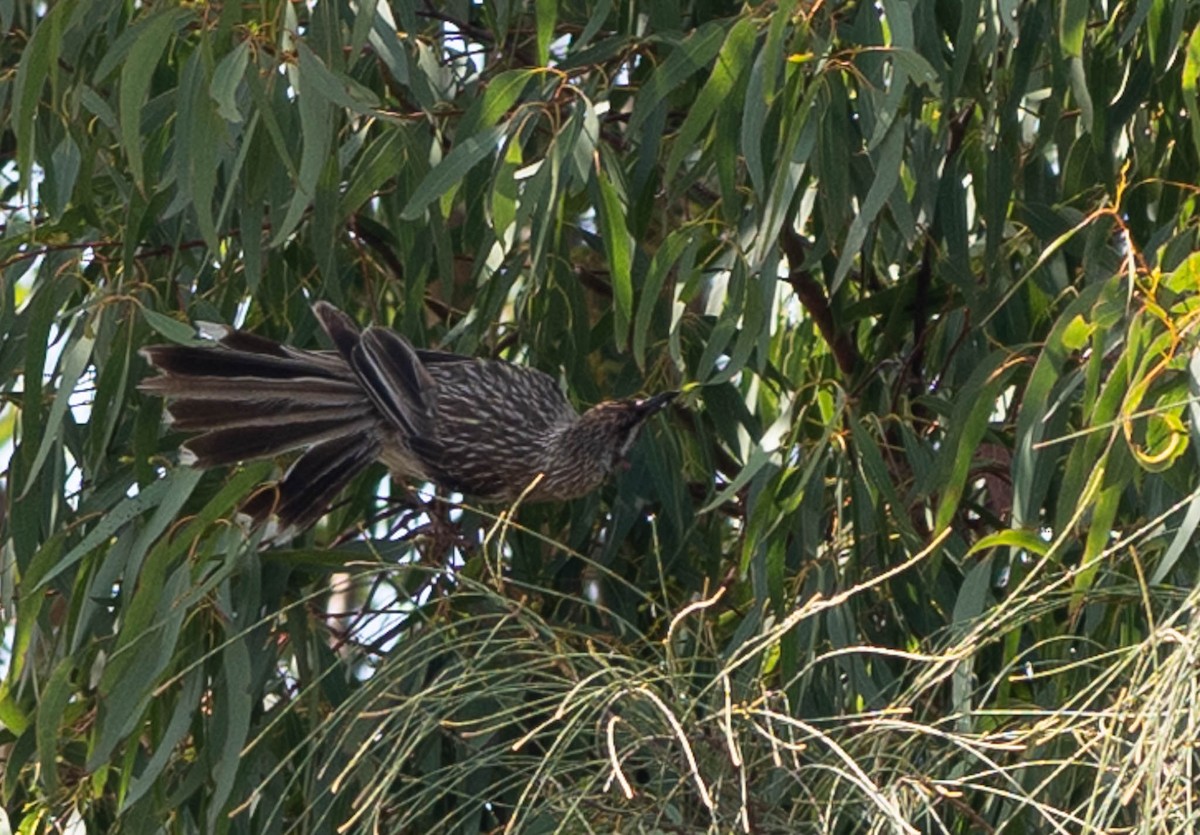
(778, 224), (860, 378)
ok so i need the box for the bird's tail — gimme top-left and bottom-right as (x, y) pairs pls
(139, 321), (380, 534)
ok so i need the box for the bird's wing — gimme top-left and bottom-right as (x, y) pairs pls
(241, 431), (381, 534)
(311, 302), (440, 441)
(414, 347), (475, 365)
(350, 327), (439, 440)
(311, 301), (362, 363)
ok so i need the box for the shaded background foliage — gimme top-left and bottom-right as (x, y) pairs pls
(1, 0), (1200, 832)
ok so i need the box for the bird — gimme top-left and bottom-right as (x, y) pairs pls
(139, 301), (677, 535)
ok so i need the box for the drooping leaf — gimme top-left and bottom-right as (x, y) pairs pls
(592, 155), (635, 349)
(400, 124), (506, 221)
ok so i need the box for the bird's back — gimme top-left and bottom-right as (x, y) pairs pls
(411, 353), (580, 499)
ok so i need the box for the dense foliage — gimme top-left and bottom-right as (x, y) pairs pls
(2, 0), (1200, 831)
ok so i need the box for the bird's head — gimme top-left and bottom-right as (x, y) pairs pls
(541, 391), (678, 498)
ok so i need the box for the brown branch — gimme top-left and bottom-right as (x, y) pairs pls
(416, 6), (497, 43)
(348, 216), (459, 323)
(0, 233), (237, 271)
(416, 4), (539, 67)
(779, 224), (860, 378)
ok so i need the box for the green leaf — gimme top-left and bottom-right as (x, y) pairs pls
(46, 133), (81, 218)
(457, 70), (534, 139)
(695, 317), (738, 385)
(293, 39), (381, 115)
(966, 529), (1051, 558)
(2, 532), (62, 691)
(948, 0), (982, 98)
(0, 681), (30, 737)
(665, 17), (757, 184)
(576, 0), (613, 48)
(400, 125), (506, 221)
(1072, 480), (1123, 610)
(1183, 24), (1200, 160)
(119, 668), (205, 812)
(701, 445), (774, 514)
(11, 0), (73, 186)
(20, 329), (93, 498)
(736, 0), (797, 197)
(181, 44), (225, 252)
(349, 0), (380, 57)
(1060, 314), (1092, 350)
(567, 95), (600, 189)
(1150, 484), (1200, 585)
(758, 0), (797, 106)
(870, 0), (917, 148)
(139, 307), (199, 343)
(272, 53), (335, 244)
(890, 48), (942, 95)
(592, 159), (634, 348)
(628, 22), (727, 136)
(341, 128), (410, 216)
(1012, 281), (1110, 529)
(210, 39), (250, 123)
(832, 118), (905, 292)
(91, 559), (192, 769)
(31, 468), (203, 591)
(535, 0), (556, 65)
(634, 230), (693, 369)
(952, 556), (992, 626)
(119, 8), (192, 191)
(1068, 56), (1093, 134)
(208, 582), (255, 821)
(754, 83), (819, 268)
(1060, 0), (1087, 57)
(35, 657), (76, 795)
(931, 351), (1017, 534)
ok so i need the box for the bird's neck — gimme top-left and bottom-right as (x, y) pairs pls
(535, 413), (614, 500)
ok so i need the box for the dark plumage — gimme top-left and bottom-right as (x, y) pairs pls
(139, 302), (677, 534)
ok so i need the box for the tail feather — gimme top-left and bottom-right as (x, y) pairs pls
(141, 308), (402, 534)
(205, 326), (291, 359)
(140, 374), (361, 402)
(139, 344), (344, 381)
(164, 399), (369, 432)
(242, 432), (381, 532)
(183, 416), (377, 468)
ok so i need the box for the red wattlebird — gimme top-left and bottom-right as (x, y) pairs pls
(139, 302), (677, 534)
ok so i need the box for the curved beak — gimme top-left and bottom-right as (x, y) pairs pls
(634, 390), (679, 418)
